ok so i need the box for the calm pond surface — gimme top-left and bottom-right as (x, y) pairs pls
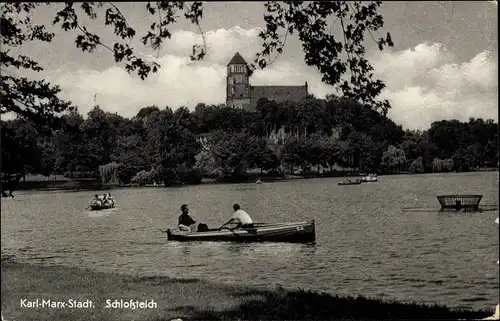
(2, 172), (499, 310)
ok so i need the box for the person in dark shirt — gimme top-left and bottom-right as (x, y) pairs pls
(178, 204), (196, 231)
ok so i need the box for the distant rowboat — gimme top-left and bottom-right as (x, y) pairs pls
(338, 179), (361, 185)
(360, 174), (378, 183)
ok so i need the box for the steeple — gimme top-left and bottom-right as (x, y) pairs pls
(227, 52), (247, 66)
(226, 52), (250, 109)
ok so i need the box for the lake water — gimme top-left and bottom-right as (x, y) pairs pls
(1, 172), (499, 310)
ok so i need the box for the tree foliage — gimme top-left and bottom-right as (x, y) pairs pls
(1, 3), (73, 123)
(1, 98), (498, 194)
(99, 162), (120, 185)
(209, 130), (268, 177)
(257, 1), (393, 114)
(381, 145), (406, 173)
(2, 1), (394, 124)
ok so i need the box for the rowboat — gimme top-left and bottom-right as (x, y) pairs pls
(90, 203), (114, 211)
(360, 174), (378, 182)
(166, 220), (316, 243)
(338, 179), (361, 185)
(90, 199), (115, 211)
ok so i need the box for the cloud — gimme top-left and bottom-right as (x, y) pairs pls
(48, 26), (335, 118)
(47, 27), (497, 130)
(371, 42), (498, 130)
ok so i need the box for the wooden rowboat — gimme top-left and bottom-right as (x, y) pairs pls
(360, 174), (378, 182)
(166, 220), (316, 243)
(90, 200), (115, 211)
(338, 179), (361, 185)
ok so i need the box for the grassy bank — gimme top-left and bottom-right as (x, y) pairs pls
(1, 262), (492, 321)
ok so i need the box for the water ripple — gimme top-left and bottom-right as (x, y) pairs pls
(1, 172), (498, 311)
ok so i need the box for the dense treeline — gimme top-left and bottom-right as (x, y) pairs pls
(1, 95), (498, 188)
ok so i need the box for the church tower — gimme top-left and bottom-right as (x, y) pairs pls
(226, 52), (251, 109)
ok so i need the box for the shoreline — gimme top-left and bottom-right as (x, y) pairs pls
(0, 261), (493, 320)
(6, 168), (499, 195)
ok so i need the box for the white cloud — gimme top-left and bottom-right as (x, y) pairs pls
(371, 42), (498, 130)
(47, 28), (497, 130)
(48, 26), (335, 118)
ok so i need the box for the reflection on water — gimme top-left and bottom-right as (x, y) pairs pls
(1, 172), (499, 310)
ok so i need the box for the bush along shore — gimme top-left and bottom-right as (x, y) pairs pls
(0, 261), (493, 321)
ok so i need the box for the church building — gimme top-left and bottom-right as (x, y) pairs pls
(225, 52), (309, 111)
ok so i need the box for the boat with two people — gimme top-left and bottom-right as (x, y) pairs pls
(338, 179), (361, 186)
(166, 220), (315, 243)
(360, 173), (378, 182)
(89, 193), (115, 211)
(166, 203), (315, 243)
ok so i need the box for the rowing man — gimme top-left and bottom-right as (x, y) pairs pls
(219, 204), (254, 229)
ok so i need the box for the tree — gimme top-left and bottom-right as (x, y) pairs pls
(110, 134), (148, 184)
(210, 130), (267, 177)
(252, 148), (281, 174)
(1, 3), (73, 123)
(1, 119), (43, 195)
(432, 158), (454, 173)
(452, 147), (473, 172)
(303, 133), (329, 173)
(409, 156), (424, 173)
(257, 2), (393, 114)
(194, 150), (218, 177)
(322, 138), (341, 172)
(157, 124), (201, 185)
(428, 120), (465, 159)
(280, 136), (307, 174)
(80, 106), (117, 173)
(53, 110), (88, 176)
(381, 145), (406, 173)
(99, 162), (120, 185)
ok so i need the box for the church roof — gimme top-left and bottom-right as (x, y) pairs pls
(249, 85), (308, 107)
(227, 52), (248, 65)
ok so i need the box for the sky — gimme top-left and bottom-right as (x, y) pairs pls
(7, 1), (499, 130)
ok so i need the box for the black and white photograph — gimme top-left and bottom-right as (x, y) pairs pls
(1, 1), (499, 320)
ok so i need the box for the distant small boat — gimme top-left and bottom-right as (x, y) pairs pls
(256, 179), (262, 184)
(89, 198), (115, 211)
(360, 174), (378, 183)
(338, 179), (361, 186)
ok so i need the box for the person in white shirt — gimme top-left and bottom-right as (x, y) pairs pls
(219, 204), (254, 229)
